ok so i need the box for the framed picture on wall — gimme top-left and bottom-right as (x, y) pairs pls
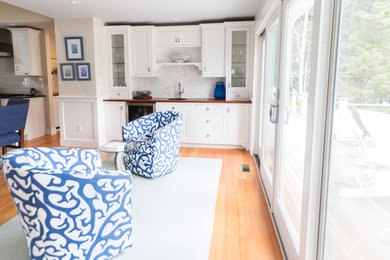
(76, 63), (91, 80)
(60, 63), (75, 81)
(65, 37), (84, 60)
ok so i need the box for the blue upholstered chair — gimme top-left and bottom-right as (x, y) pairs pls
(0, 99), (29, 154)
(1, 147), (133, 259)
(122, 111), (183, 178)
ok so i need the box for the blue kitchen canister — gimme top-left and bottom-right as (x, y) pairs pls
(214, 82), (226, 100)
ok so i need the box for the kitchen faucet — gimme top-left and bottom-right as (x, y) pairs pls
(178, 82), (184, 99)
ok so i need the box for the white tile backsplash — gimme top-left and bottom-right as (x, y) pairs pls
(0, 57), (44, 94)
(133, 65), (224, 99)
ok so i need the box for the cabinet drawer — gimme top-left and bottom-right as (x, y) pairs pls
(157, 103), (191, 114)
(110, 91), (130, 99)
(194, 115), (223, 129)
(227, 92), (249, 100)
(193, 128), (223, 143)
(193, 104), (224, 114)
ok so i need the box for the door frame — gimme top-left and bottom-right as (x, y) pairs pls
(272, 0), (336, 259)
(257, 7), (283, 208)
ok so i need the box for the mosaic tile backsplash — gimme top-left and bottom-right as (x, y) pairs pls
(0, 57), (44, 94)
(133, 65), (224, 99)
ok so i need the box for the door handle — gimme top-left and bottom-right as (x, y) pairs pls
(269, 104), (278, 124)
(283, 106), (289, 124)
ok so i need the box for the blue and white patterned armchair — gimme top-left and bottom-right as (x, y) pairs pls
(122, 111), (183, 178)
(1, 147), (132, 260)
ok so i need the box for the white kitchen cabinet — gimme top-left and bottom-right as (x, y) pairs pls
(25, 97), (46, 140)
(192, 104), (224, 143)
(201, 24), (225, 77)
(156, 102), (191, 142)
(224, 104), (250, 145)
(106, 26), (131, 95)
(105, 102), (127, 141)
(132, 26), (155, 77)
(155, 102), (250, 147)
(156, 26), (201, 47)
(225, 22), (254, 101)
(8, 28), (43, 76)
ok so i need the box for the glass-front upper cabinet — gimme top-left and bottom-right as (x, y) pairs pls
(107, 26), (130, 93)
(225, 22), (254, 101)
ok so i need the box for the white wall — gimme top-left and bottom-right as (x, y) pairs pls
(55, 18), (97, 97)
(134, 65), (224, 99)
(55, 17), (108, 147)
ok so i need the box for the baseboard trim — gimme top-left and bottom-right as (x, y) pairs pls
(180, 143), (247, 149)
(60, 139), (99, 148)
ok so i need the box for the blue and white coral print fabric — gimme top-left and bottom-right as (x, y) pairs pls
(1, 147), (132, 260)
(122, 111), (183, 178)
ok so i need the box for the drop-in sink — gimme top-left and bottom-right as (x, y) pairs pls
(168, 98), (187, 100)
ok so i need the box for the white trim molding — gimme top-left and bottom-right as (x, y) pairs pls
(58, 96), (99, 148)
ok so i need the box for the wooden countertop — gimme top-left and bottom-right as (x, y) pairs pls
(103, 98), (252, 104)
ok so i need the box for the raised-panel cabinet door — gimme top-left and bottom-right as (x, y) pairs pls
(29, 31), (42, 76)
(178, 29), (201, 46)
(132, 28), (153, 77)
(156, 102), (190, 142)
(202, 25), (225, 77)
(224, 105), (249, 145)
(24, 98), (45, 140)
(105, 102), (126, 141)
(156, 31), (177, 46)
(11, 31), (29, 75)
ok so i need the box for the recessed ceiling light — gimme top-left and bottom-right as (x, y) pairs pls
(71, 0), (81, 4)
(9, 23), (16, 26)
(173, 18), (180, 21)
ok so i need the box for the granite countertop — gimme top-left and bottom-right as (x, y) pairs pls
(0, 94), (46, 99)
(103, 98), (252, 104)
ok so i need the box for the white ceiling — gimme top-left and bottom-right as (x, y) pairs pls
(1, 0), (261, 24)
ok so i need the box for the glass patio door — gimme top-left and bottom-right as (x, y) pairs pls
(258, 11), (281, 204)
(321, 0), (390, 259)
(273, 0), (315, 258)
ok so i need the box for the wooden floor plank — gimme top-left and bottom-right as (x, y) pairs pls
(0, 134), (283, 260)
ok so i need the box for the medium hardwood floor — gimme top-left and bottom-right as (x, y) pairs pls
(0, 134), (283, 260)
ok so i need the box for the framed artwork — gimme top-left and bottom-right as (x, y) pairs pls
(65, 37), (84, 60)
(60, 63), (75, 81)
(76, 63), (91, 80)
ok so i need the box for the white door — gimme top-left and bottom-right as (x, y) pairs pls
(202, 25), (225, 77)
(258, 11), (281, 204)
(273, 0), (315, 258)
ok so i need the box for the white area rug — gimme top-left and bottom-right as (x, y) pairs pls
(0, 157), (222, 260)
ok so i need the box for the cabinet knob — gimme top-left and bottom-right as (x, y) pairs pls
(206, 107), (210, 111)
(236, 94), (240, 97)
(117, 93), (120, 96)
(15, 65), (19, 71)
(147, 67), (151, 72)
(206, 120), (210, 123)
(206, 134), (210, 137)
(178, 37), (181, 43)
(172, 107), (175, 110)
